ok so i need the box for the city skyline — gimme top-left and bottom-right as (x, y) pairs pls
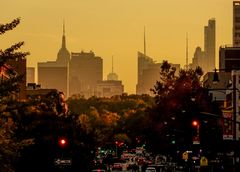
(1, 0), (232, 94)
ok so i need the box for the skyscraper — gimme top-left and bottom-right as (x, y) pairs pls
(233, 1), (240, 46)
(204, 18), (216, 72)
(38, 23), (70, 97)
(136, 51), (155, 95)
(69, 51), (103, 98)
(136, 27), (181, 95)
(136, 27), (154, 95)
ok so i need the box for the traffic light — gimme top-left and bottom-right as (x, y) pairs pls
(58, 137), (68, 147)
(191, 120), (200, 144)
(192, 120), (199, 127)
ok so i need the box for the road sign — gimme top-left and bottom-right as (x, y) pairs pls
(222, 110), (233, 140)
(54, 158), (72, 166)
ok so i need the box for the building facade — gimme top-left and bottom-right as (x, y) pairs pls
(38, 61), (69, 97)
(27, 67), (35, 84)
(219, 46), (240, 70)
(96, 80), (124, 98)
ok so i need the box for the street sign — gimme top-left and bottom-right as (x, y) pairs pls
(54, 158), (72, 166)
(223, 110), (233, 140)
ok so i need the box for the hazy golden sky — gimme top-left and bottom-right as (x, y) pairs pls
(1, 0), (232, 94)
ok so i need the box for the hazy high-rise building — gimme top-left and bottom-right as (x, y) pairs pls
(27, 67), (35, 84)
(204, 18), (216, 72)
(233, 1), (240, 46)
(136, 28), (181, 95)
(136, 52), (180, 95)
(69, 51), (103, 98)
(140, 62), (162, 95)
(190, 47), (205, 71)
(37, 23), (70, 97)
(136, 52), (154, 95)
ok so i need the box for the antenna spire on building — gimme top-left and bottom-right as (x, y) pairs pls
(144, 26), (146, 56)
(61, 20), (66, 49)
(63, 20), (65, 35)
(112, 55), (114, 73)
(186, 32), (189, 69)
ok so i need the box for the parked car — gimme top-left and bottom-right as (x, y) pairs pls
(112, 162), (123, 171)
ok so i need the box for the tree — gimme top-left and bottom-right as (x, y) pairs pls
(148, 61), (222, 155)
(0, 18), (29, 172)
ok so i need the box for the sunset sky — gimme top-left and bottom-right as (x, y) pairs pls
(1, 0), (233, 94)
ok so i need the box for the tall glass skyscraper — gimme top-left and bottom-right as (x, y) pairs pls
(204, 18), (216, 72)
(233, 1), (240, 46)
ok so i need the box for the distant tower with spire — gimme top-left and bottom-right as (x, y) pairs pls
(144, 26), (146, 56)
(107, 56), (118, 80)
(56, 21), (70, 65)
(185, 32), (189, 69)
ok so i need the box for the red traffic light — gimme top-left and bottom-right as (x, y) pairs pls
(192, 120), (199, 127)
(59, 138), (67, 147)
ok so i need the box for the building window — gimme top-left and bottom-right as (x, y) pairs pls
(235, 33), (240, 37)
(235, 17), (240, 22)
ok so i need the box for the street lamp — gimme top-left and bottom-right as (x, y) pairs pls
(213, 68), (239, 166)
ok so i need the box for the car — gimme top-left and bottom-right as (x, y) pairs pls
(145, 166), (157, 172)
(112, 162), (123, 171)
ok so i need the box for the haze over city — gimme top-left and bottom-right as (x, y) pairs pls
(1, 0), (232, 94)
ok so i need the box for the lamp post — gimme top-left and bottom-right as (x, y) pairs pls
(213, 69), (239, 168)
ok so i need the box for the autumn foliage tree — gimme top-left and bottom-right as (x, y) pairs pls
(67, 94), (154, 149)
(0, 18), (29, 172)
(148, 61), (222, 154)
